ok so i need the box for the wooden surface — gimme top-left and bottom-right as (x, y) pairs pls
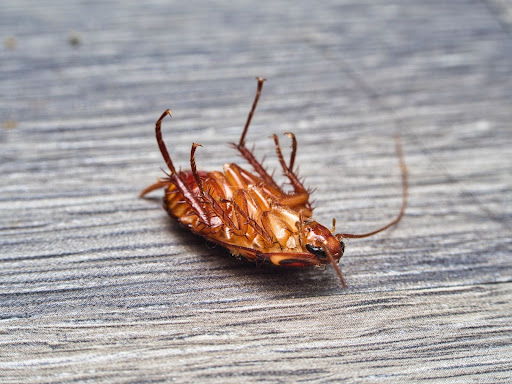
(1, 1), (511, 383)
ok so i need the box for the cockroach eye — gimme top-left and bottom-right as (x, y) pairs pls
(306, 244), (327, 259)
(339, 240), (345, 256)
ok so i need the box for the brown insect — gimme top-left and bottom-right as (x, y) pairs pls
(140, 77), (407, 287)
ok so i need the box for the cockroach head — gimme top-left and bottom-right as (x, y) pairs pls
(303, 220), (344, 264)
(303, 220), (346, 287)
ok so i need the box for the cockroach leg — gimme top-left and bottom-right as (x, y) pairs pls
(230, 193), (274, 246)
(139, 179), (171, 198)
(337, 135), (408, 239)
(151, 109), (211, 224)
(155, 109), (177, 175)
(190, 142), (241, 229)
(272, 133), (308, 194)
(190, 143), (205, 197)
(238, 77), (266, 148)
(190, 143), (213, 225)
(272, 134), (311, 212)
(231, 77), (282, 191)
(296, 210), (306, 248)
(284, 132), (297, 172)
(272, 134), (287, 171)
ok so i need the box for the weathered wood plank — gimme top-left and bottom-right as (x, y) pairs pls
(1, 0), (511, 382)
(1, 285), (511, 383)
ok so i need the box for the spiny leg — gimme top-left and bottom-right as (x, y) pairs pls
(284, 132), (297, 171)
(230, 196), (275, 247)
(152, 109), (210, 224)
(272, 133), (308, 194)
(139, 179), (172, 198)
(239, 77), (265, 148)
(190, 143), (206, 198)
(295, 209), (307, 249)
(337, 135), (408, 239)
(190, 142), (239, 230)
(139, 109), (179, 197)
(231, 77), (282, 191)
(156, 109), (177, 174)
(272, 133), (311, 210)
(189, 143), (212, 225)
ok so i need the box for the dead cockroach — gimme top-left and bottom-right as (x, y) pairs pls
(140, 77), (407, 287)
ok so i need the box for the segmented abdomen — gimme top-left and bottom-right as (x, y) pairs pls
(164, 163), (305, 260)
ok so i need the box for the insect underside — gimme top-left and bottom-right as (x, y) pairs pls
(141, 78), (408, 287)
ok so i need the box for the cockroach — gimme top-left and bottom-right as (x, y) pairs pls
(140, 77), (407, 287)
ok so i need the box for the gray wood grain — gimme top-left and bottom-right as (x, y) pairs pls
(1, 0), (511, 383)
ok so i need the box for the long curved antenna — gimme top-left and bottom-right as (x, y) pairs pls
(337, 135), (407, 239)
